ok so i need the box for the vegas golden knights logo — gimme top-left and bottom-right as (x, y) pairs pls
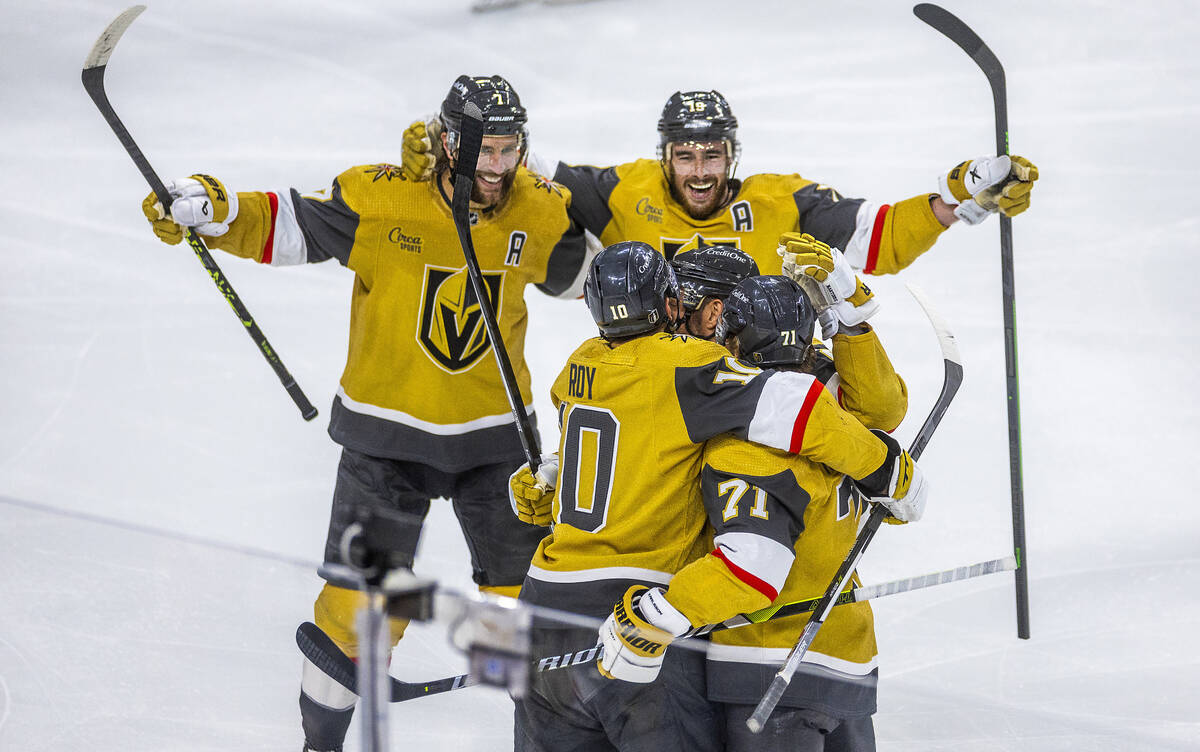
(418, 265), (504, 372)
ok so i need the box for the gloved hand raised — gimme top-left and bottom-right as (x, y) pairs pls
(939, 155), (1039, 225)
(507, 455), (559, 526)
(140, 174), (237, 245)
(597, 585), (691, 683)
(778, 232), (879, 338)
(401, 119), (441, 182)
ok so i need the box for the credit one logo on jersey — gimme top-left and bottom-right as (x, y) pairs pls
(417, 265), (504, 372)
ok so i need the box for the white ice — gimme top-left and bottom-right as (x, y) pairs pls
(2, 0), (1198, 750)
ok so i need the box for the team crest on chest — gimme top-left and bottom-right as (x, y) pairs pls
(660, 233), (740, 260)
(417, 265), (505, 372)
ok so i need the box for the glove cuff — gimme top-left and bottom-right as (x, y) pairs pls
(952, 199), (991, 226)
(937, 169), (963, 206)
(639, 587), (691, 637)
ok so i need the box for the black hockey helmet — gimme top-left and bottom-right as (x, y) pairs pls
(440, 75), (528, 155)
(719, 276), (816, 367)
(584, 241), (680, 339)
(657, 90), (740, 164)
(671, 243), (760, 313)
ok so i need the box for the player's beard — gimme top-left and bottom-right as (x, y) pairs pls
(669, 169), (729, 220)
(471, 168), (517, 210)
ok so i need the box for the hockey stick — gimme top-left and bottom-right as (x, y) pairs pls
(913, 3), (1030, 640)
(745, 282), (962, 733)
(448, 104), (541, 470)
(81, 6), (318, 422)
(295, 554), (1013, 702)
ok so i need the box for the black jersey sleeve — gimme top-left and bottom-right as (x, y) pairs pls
(535, 219), (588, 297)
(289, 182), (358, 266)
(793, 183), (866, 251)
(553, 163), (619, 237)
(701, 465), (807, 551)
(674, 355), (773, 443)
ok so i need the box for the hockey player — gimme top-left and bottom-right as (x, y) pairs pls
(671, 242), (760, 339)
(508, 241), (924, 752)
(140, 74), (586, 752)
(597, 275), (918, 751)
(670, 235), (906, 432)
(402, 89), (1039, 277)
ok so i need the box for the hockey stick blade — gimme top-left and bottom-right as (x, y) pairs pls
(449, 103), (542, 471)
(746, 285), (962, 733)
(914, 3), (1030, 640)
(295, 555), (1013, 704)
(81, 7), (318, 422)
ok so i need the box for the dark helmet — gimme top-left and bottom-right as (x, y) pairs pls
(657, 90), (740, 162)
(719, 276), (816, 367)
(584, 241), (680, 338)
(671, 244), (760, 313)
(440, 75), (528, 154)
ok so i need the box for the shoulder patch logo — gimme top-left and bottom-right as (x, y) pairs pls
(364, 164), (403, 182)
(531, 174), (564, 197)
(417, 265), (505, 372)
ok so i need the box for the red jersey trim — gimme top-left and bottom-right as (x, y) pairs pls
(788, 378), (825, 454)
(261, 192), (279, 265)
(863, 203), (891, 275)
(712, 548), (779, 602)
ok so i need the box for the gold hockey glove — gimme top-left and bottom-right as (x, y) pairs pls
(401, 119), (439, 182)
(778, 232), (836, 282)
(939, 155), (1040, 225)
(598, 585), (690, 683)
(989, 155), (1038, 218)
(141, 174), (238, 245)
(507, 455), (558, 526)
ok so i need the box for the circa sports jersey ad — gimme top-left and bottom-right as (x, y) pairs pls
(4, 1), (1192, 751)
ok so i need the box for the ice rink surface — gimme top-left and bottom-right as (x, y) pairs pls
(2, 0), (1198, 749)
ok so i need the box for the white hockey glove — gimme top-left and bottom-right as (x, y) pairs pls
(778, 232), (880, 338)
(817, 276), (880, 339)
(141, 174), (238, 245)
(507, 455), (559, 526)
(939, 155), (1040, 225)
(598, 585), (690, 683)
(856, 429), (929, 523)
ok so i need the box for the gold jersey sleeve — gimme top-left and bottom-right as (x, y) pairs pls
(828, 327), (908, 432)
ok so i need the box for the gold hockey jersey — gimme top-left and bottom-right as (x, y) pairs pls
(552, 158), (946, 275)
(205, 165), (585, 471)
(659, 329), (908, 717)
(695, 439), (880, 717)
(523, 332), (889, 618)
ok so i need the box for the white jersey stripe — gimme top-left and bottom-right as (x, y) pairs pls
(746, 370), (823, 451)
(526, 564), (673, 586)
(706, 643), (878, 677)
(841, 200), (883, 273)
(267, 190), (309, 266)
(336, 386), (532, 435)
(713, 531), (795, 595)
